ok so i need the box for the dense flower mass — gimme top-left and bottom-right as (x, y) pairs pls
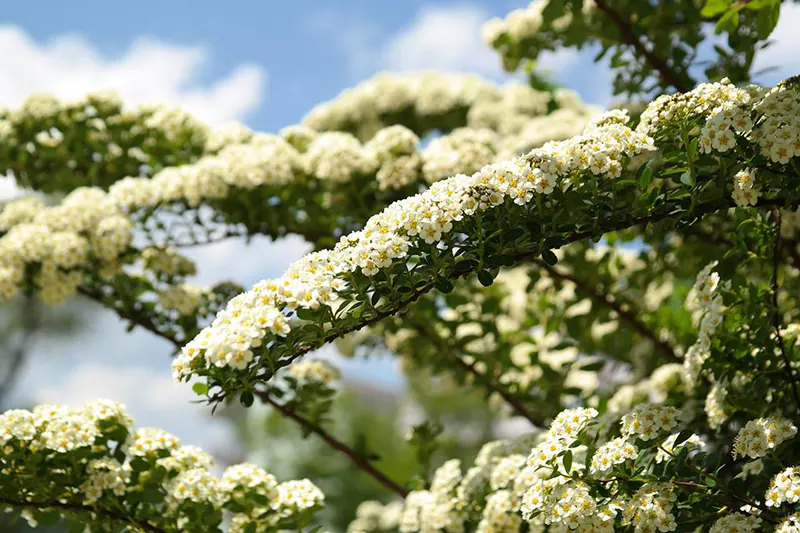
(170, 77), (800, 402)
(0, 400), (325, 532)
(3, 4), (800, 529)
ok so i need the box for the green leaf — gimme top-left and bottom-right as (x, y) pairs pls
(435, 279), (454, 293)
(755, 2), (781, 39)
(192, 382), (209, 395)
(563, 449), (573, 473)
(701, 0), (732, 18)
(716, 6), (742, 33)
(478, 270), (494, 287)
(673, 429), (695, 447)
(240, 390), (254, 407)
(639, 166), (653, 189)
(680, 171), (695, 187)
(542, 249), (558, 266)
(579, 360), (606, 372)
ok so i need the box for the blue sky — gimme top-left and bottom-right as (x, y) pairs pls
(2, 0), (525, 131)
(4, 0), (800, 452)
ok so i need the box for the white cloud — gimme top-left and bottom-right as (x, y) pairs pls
(316, 4), (612, 105)
(0, 25), (266, 124)
(382, 5), (502, 76)
(753, 2), (800, 84)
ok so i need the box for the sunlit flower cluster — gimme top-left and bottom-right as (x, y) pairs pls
(590, 437), (638, 473)
(0, 90), (208, 193)
(621, 483), (677, 533)
(302, 72), (559, 140)
(766, 466), (800, 507)
(732, 415), (797, 460)
(620, 404), (680, 441)
(708, 512), (761, 533)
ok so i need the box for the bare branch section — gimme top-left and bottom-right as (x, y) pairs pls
(532, 259), (681, 364)
(254, 390), (408, 497)
(593, 0), (693, 92)
(0, 497), (166, 533)
(771, 210), (800, 410)
(409, 320), (547, 427)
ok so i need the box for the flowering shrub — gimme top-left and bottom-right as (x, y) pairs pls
(2, 0), (800, 531)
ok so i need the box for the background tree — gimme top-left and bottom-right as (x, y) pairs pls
(1, 0), (800, 532)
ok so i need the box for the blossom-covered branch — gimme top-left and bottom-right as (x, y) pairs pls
(0, 400), (325, 533)
(173, 79), (800, 405)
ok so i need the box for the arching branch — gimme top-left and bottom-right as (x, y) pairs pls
(254, 390), (408, 497)
(593, 0), (694, 92)
(532, 259), (681, 364)
(263, 197), (790, 369)
(408, 320), (547, 427)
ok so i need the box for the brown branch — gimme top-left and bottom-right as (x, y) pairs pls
(0, 297), (38, 406)
(593, 0), (693, 92)
(771, 210), (800, 410)
(0, 497), (166, 533)
(532, 259), (681, 364)
(409, 321), (547, 427)
(253, 390), (408, 497)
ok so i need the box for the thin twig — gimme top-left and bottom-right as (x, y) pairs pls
(533, 260), (681, 364)
(771, 210), (800, 411)
(592, 0), (693, 92)
(0, 297), (38, 406)
(254, 390), (408, 497)
(77, 287), (178, 345)
(0, 497), (166, 533)
(409, 321), (547, 427)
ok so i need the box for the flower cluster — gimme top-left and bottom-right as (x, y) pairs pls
(684, 261), (727, 382)
(709, 512), (761, 532)
(766, 466), (800, 507)
(0, 188), (133, 303)
(620, 404), (680, 441)
(287, 359), (341, 385)
(159, 283), (214, 316)
(481, 0), (594, 73)
(621, 483), (677, 533)
(0, 399), (325, 532)
(0, 90), (208, 193)
(590, 437), (638, 473)
(348, 501), (404, 533)
(777, 513), (800, 533)
(732, 415), (797, 459)
(302, 72), (565, 140)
